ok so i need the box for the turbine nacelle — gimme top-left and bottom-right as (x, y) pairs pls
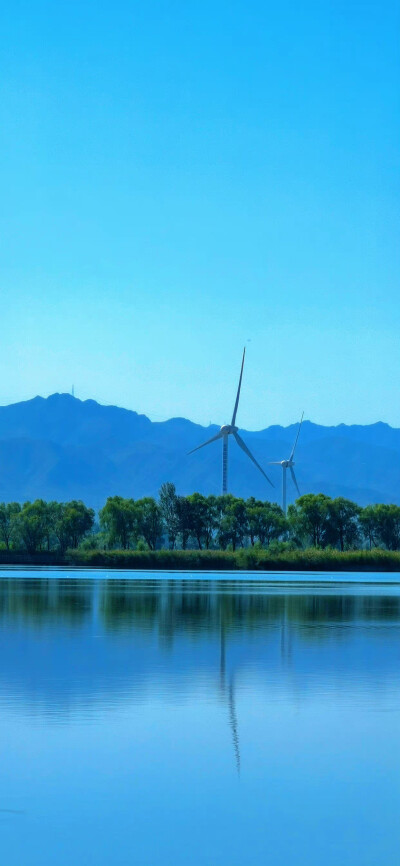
(220, 424), (238, 435)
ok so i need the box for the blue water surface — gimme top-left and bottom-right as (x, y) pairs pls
(0, 569), (399, 865)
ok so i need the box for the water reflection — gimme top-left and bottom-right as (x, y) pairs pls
(0, 577), (399, 719)
(0, 578), (91, 625)
(1, 577), (400, 632)
(0, 575), (399, 866)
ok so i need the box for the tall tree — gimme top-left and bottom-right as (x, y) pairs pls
(0, 502), (21, 549)
(288, 494), (331, 547)
(326, 498), (360, 551)
(359, 505), (378, 549)
(99, 496), (136, 549)
(14, 500), (50, 553)
(61, 501), (95, 549)
(159, 483), (180, 549)
(247, 499), (287, 547)
(369, 504), (400, 551)
(217, 498), (248, 551)
(136, 498), (164, 550)
(202, 495), (219, 549)
(176, 496), (193, 550)
(185, 493), (212, 550)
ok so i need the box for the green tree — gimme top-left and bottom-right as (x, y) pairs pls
(185, 493), (211, 549)
(176, 496), (193, 549)
(14, 500), (50, 553)
(159, 483), (180, 549)
(136, 498), (164, 550)
(368, 504), (400, 551)
(326, 497), (360, 551)
(99, 496), (136, 549)
(246, 498), (263, 546)
(44, 501), (61, 550)
(202, 495), (219, 549)
(359, 504), (379, 549)
(51, 502), (70, 552)
(62, 500), (95, 549)
(217, 497), (248, 551)
(288, 493), (331, 547)
(0, 502), (21, 549)
(51, 501), (94, 551)
(247, 499), (287, 547)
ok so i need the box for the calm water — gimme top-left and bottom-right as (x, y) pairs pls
(0, 570), (399, 865)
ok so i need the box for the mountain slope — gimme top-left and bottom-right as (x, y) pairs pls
(0, 394), (399, 508)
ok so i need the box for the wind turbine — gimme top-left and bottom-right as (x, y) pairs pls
(188, 348), (274, 495)
(269, 412), (304, 514)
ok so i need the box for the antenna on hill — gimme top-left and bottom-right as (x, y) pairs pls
(72, 385), (75, 397)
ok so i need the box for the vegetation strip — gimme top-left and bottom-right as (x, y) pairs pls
(66, 548), (400, 571)
(1, 548), (400, 572)
(2, 486), (400, 571)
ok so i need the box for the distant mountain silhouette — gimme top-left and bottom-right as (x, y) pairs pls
(0, 393), (400, 508)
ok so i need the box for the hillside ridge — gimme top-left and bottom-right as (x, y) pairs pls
(0, 393), (399, 508)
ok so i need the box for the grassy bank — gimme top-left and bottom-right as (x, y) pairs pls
(1, 547), (400, 571)
(63, 547), (400, 571)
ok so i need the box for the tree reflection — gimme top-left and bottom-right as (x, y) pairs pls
(0, 578), (91, 625)
(1, 578), (399, 738)
(99, 582), (400, 639)
(0, 578), (399, 637)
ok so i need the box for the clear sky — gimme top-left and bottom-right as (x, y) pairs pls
(1, 0), (399, 429)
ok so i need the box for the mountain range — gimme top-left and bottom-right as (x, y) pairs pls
(0, 393), (400, 509)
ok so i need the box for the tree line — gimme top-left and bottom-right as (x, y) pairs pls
(2, 486), (400, 553)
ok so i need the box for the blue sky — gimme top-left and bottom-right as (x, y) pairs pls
(1, 0), (399, 429)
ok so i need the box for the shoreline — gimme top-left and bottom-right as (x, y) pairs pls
(1, 548), (400, 572)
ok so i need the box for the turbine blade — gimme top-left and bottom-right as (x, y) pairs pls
(290, 466), (300, 496)
(231, 347), (246, 426)
(289, 411), (304, 461)
(233, 432), (274, 487)
(188, 431), (223, 455)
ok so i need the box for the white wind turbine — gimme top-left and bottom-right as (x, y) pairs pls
(188, 348), (274, 495)
(269, 412), (304, 514)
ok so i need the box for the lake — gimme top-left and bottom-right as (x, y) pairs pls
(0, 569), (399, 865)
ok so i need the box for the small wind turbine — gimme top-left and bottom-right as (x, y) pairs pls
(269, 412), (304, 514)
(188, 348), (274, 495)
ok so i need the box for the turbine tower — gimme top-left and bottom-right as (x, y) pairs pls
(269, 412), (304, 514)
(188, 348), (274, 495)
